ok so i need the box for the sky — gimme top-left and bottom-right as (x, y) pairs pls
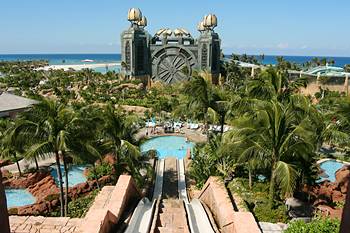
(0, 0), (349, 56)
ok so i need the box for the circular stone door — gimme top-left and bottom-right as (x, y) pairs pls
(152, 47), (197, 84)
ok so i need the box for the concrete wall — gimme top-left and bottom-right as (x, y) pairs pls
(80, 175), (141, 233)
(196, 176), (261, 233)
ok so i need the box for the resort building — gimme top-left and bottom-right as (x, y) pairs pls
(0, 92), (38, 118)
(121, 8), (222, 84)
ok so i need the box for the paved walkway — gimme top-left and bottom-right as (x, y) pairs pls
(1, 156), (56, 174)
(9, 216), (82, 233)
(135, 125), (207, 144)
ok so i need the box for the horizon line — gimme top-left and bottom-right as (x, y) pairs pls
(1, 52), (350, 58)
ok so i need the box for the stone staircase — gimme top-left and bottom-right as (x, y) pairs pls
(155, 199), (189, 233)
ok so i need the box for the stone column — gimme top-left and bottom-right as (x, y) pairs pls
(0, 171), (10, 233)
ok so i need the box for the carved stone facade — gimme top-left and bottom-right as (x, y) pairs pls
(121, 9), (221, 84)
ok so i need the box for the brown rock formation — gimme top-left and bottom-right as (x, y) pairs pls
(3, 172), (49, 189)
(335, 165), (350, 194)
(27, 175), (59, 201)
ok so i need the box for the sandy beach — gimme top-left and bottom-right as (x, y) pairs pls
(36, 62), (120, 71)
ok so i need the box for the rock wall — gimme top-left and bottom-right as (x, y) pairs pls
(3, 170), (113, 216)
(305, 164), (350, 218)
(79, 175), (141, 233)
(196, 176), (261, 233)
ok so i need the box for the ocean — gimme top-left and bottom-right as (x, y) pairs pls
(0, 54), (350, 67)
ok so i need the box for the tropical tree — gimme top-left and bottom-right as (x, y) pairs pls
(247, 67), (308, 101)
(97, 104), (151, 186)
(19, 99), (80, 216)
(227, 98), (318, 208)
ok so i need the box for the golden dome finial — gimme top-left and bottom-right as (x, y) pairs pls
(137, 16), (147, 28)
(127, 8), (142, 23)
(203, 14), (218, 30)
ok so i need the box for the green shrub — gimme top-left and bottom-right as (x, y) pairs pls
(284, 218), (340, 233)
(254, 203), (288, 223)
(45, 193), (60, 202)
(86, 163), (113, 180)
(228, 179), (289, 223)
(67, 189), (99, 218)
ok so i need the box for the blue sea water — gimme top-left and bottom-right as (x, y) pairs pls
(1, 54), (350, 67)
(226, 55), (350, 67)
(0, 54), (121, 65)
(140, 136), (195, 159)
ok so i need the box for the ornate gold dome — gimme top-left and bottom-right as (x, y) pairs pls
(137, 16), (147, 27)
(203, 14), (217, 28)
(197, 21), (205, 31)
(127, 8), (142, 22)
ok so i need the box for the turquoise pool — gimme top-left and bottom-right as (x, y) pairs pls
(140, 136), (195, 159)
(319, 160), (346, 182)
(93, 65), (120, 74)
(5, 189), (36, 208)
(50, 165), (87, 187)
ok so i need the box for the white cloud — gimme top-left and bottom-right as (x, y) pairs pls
(277, 42), (289, 49)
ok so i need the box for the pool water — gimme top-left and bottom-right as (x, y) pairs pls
(50, 165), (87, 187)
(140, 136), (195, 159)
(5, 189), (36, 208)
(319, 160), (346, 182)
(93, 65), (120, 74)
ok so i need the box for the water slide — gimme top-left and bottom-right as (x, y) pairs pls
(123, 159), (164, 233)
(124, 158), (214, 233)
(178, 159), (215, 233)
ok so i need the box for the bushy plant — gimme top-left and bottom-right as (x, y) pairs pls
(254, 203), (288, 223)
(67, 190), (99, 218)
(284, 218), (340, 233)
(86, 163), (113, 180)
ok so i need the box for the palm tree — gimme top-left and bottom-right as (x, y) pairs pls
(227, 99), (317, 208)
(98, 104), (149, 185)
(20, 99), (79, 216)
(247, 67), (308, 101)
(183, 76), (210, 138)
(0, 121), (25, 176)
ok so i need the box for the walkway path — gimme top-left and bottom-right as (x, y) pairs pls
(1, 156), (55, 173)
(9, 216), (82, 233)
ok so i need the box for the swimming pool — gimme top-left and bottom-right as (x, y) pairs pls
(140, 136), (195, 159)
(5, 189), (36, 208)
(50, 165), (87, 187)
(318, 160), (346, 182)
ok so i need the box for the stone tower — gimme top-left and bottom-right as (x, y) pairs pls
(197, 14), (221, 84)
(120, 8), (151, 81)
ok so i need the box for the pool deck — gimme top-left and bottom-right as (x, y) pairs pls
(135, 127), (207, 144)
(1, 156), (56, 174)
(316, 158), (350, 165)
